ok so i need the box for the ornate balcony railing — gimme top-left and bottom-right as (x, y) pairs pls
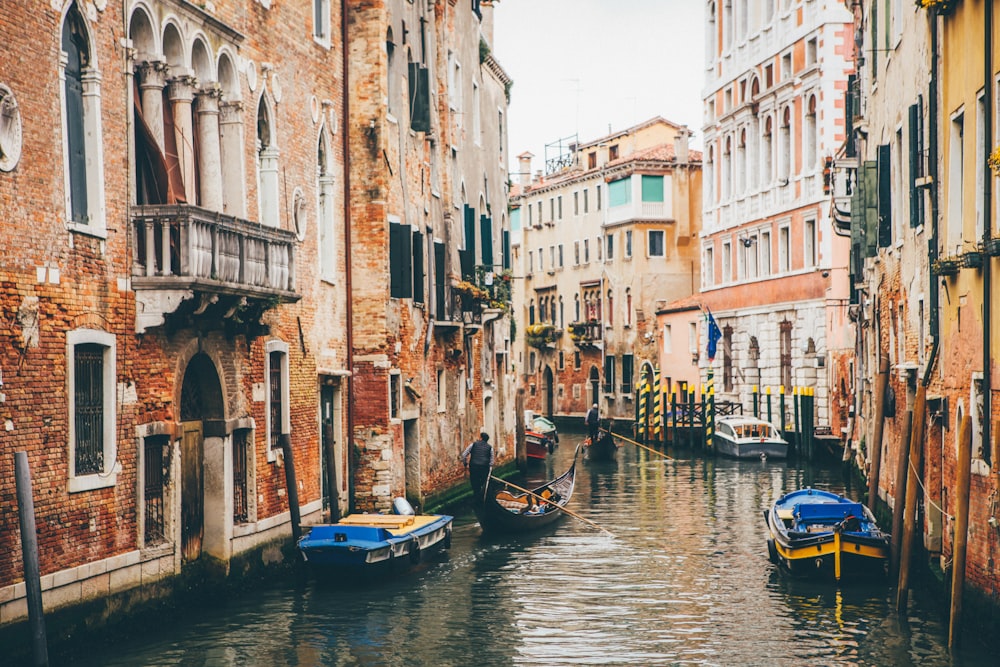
(131, 204), (299, 332)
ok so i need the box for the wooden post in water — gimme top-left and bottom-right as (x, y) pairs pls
(897, 383), (928, 612)
(515, 388), (526, 471)
(949, 415), (973, 649)
(868, 355), (890, 508)
(15, 451), (48, 667)
(705, 367), (715, 452)
(779, 385), (786, 441)
(670, 389), (678, 446)
(890, 409), (914, 577)
(324, 422), (341, 522)
(279, 434), (301, 543)
(793, 387), (801, 456)
(688, 386), (696, 448)
(752, 385), (759, 418)
(766, 386), (773, 429)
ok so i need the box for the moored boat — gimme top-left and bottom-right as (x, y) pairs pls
(531, 415), (560, 443)
(715, 416), (788, 459)
(584, 429), (619, 462)
(475, 446), (579, 533)
(525, 429), (555, 461)
(297, 500), (452, 572)
(764, 488), (890, 580)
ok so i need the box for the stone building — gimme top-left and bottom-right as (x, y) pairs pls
(344, 0), (513, 512)
(510, 118), (702, 425)
(700, 0), (854, 435)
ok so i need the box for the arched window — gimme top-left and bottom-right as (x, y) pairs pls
(318, 126), (337, 281)
(386, 29), (396, 116)
(722, 135), (732, 201)
(737, 128), (747, 196)
(61, 3), (106, 233)
(625, 288), (633, 327)
(804, 95), (818, 173)
(607, 289), (614, 326)
(706, 144), (715, 205)
(257, 94), (280, 227)
(762, 115), (773, 185)
(780, 105), (792, 182)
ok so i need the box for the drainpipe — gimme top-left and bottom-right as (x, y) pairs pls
(983, 0), (993, 463)
(341, 0), (355, 513)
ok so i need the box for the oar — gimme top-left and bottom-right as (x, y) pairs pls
(605, 428), (674, 461)
(488, 475), (615, 537)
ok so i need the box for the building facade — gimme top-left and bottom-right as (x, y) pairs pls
(700, 0), (854, 436)
(511, 118), (702, 425)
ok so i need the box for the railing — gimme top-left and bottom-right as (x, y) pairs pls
(131, 204), (296, 294)
(606, 200), (671, 225)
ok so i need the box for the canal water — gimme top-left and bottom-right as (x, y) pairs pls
(53, 433), (997, 666)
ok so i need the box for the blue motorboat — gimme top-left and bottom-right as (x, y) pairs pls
(298, 500), (452, 572)
(764, 488), (890, 580)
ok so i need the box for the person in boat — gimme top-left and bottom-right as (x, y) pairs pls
(462, 431), (494, 501)
(585, 403), (600, 443)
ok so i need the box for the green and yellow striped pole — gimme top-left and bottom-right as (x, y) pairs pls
(637, 369), (649, 440)
(652, 366), (662, 441)
(706, 366), (715, 451)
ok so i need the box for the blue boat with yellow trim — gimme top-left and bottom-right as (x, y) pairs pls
(297, 500), (452, 572)
(764, 488), (890, 580)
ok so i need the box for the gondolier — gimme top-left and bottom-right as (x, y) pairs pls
(462, 431), (494, 501)
(585, 403), (600, 442)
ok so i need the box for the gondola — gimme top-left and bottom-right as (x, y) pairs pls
(584, 428), (619, 462)
(764, 487), (890, 580)
(474, 445), (580, 533)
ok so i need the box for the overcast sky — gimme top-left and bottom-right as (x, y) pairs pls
(493, 0), (706, 176)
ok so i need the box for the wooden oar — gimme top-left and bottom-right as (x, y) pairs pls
(604, 428), (674, 461)
(488, 475), (615, 537)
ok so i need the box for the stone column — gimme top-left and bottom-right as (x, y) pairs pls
(167, 75), (197, 204)
(219, 101), (247, 218)
(135, 60), (168, 152)
(194, 85), (224, 212)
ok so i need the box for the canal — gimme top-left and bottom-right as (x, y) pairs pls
(53, 433), (997, 666)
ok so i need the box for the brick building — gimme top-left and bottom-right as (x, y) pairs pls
(0, 0), (350, 630)
(343, 0), (513, 512)
(510, 118), (702, 425)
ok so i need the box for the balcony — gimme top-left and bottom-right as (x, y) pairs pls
(606, 200), (672, 226)
(568, 320), (603, 348)
(131, 204), (299, 333)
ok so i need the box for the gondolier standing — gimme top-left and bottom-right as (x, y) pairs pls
(462, 431), (494, 501)
(585, 403), (600, 443)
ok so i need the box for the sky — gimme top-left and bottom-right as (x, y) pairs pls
(492, 0), (706, 176)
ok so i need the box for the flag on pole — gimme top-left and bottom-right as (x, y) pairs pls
(706, 309), (722, 362)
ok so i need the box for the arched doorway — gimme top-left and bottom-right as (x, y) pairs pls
(589, 366), (600, 408)
(179, 353), (224, 563)
(542, 366), (555, 418)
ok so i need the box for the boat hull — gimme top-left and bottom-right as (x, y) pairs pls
(585, 432), (618, 462)
(297, 513), (453, 572)
(764, 488), (889, 580)
(714, 416), (789, 459)
(475, 446), (579, 533)
(714, 436), (788, 460)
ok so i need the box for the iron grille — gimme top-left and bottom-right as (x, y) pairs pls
(144, 435), (166, 544)
(269, 352), (283, 451)
(233, 429), (249, 523)
(75, 343), (104, 475)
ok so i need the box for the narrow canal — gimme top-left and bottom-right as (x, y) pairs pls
(54, 433), (997, 666)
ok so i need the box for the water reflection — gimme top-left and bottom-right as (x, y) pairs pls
(53, 433), (996, 666)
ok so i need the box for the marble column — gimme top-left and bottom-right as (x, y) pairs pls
(167, 75), (197, 204)
(135, 59), (168, 152)
(219, 101), (247, 218)
(194, 85), (224, 212)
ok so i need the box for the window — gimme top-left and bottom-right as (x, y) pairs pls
(597, 184), (602, 210)
(609, 144), (619, 160)
(948, 110), (964, 250)
(760, 230), (772, 276)
(588, 152), (597, 169)
(663, 325), (673, 354)
(625, 230), (633, 258)
(549, 198), (555, 222)
(313, 0), (331, 43)
(804, 219), (816, 267)
(549, 245), (555, 270)
(558, 195), (563, 220)
(779, 106), (791, 181)
(804, 95), (817, 172)
(606, 233), (614, 260)
(722, 241), (732, 282)
(389, 220), (414, 298)
(574, 240), (580, 265)
(648, 230), (665, 257)
(574, 350), (582, 370)
(266, 343), (291, 458)
(609, 178), (631, 207)
(603, 355), (616, 393)
(437, 369), (446, 411)
(781, 51), (792, 80)
(458, 369), (466, 407)
(558, 244), (564, 268)
(143, 434), (168, 543)
(584, 188), (590, 213)
(762, 116), (773, 185)
(806, 37), (817, 67)
(574, 191), (579, 215)
(778, 225), (790, 272)
(232, 429), (251, 524)
(641, 175), (664, 202)
(703, 246), (715, 287)
(257, 94), (280, 227)
(318, 129), (337, 282)
(583, 239), (590, 263)
(61, 3), (106, 235)
(472, 81), (481, 143)
(448, 53), (463, 114)
(625, 289), (632, 327)
(68, 329), (117, 492)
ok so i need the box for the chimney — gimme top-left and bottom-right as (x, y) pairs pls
(517, 151), (534, 187)
(674, 127), (690, 164)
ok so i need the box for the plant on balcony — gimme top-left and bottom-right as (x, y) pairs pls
(453, 280), (491, 311)
(985, 238), (1000, 256)
(932, 256), (961, 277)
(961, 249), (984, 269)
(568, 319), (600, 347)
(916, 0), (955, 14)
(525, 323), (559, 349)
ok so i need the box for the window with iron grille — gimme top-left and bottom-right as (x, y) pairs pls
(75, 343), (104, 475)
(143, 435), (167, 544)
(269, 349), (286, 452)
(68, 329), (117, 492)
(780, 320), (792, 390)
(621, 354), (634, 394)
(603, 355), (616, 393)
(233, 429), (250, 523)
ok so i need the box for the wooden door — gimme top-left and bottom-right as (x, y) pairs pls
(181, 421), (204, 563)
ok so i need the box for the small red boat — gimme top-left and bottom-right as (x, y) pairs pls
(524, 430), (555, 461)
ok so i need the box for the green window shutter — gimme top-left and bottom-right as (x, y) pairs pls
(462, 205), (476, 279)
(412, 229), (425, 304)
(864, 160), (879, 257)
(434, 240), (447, 320)
(408, 63), (430, 133)
(609, 178), (631, 207)
(502, 230), (511, 270)
(641, 175), (664, 202)
(389, 222), (413, 298)
(908, 104), (921, 228)
(877, 144), (892, 247)
(480, 215), (493, 266)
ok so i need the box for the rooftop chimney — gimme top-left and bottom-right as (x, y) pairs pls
(674, 127), (690, 164)
(517, 151), (534, 187)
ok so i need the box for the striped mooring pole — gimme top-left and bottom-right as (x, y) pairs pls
(706, 366), (715, 451)
(652, 366), (662, 441)
(637, 370), (649, 440)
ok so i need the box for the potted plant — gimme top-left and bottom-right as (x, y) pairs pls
(932, 256), (961, 277)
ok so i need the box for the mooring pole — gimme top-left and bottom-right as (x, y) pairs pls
(793, 387), (801, 456)
(515, 388), (527, 471)
(868, 355), (890, 508)
(949, 415), (973, 648)
(778, 385), (786, 441)
(15, 451), (49, 667)
(279, 434), (302, 543)
(890, 410), (914, 577)
(766, 386), (773, 428)
(752, 384), (759, 418)
(896, 383), (928, 612)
